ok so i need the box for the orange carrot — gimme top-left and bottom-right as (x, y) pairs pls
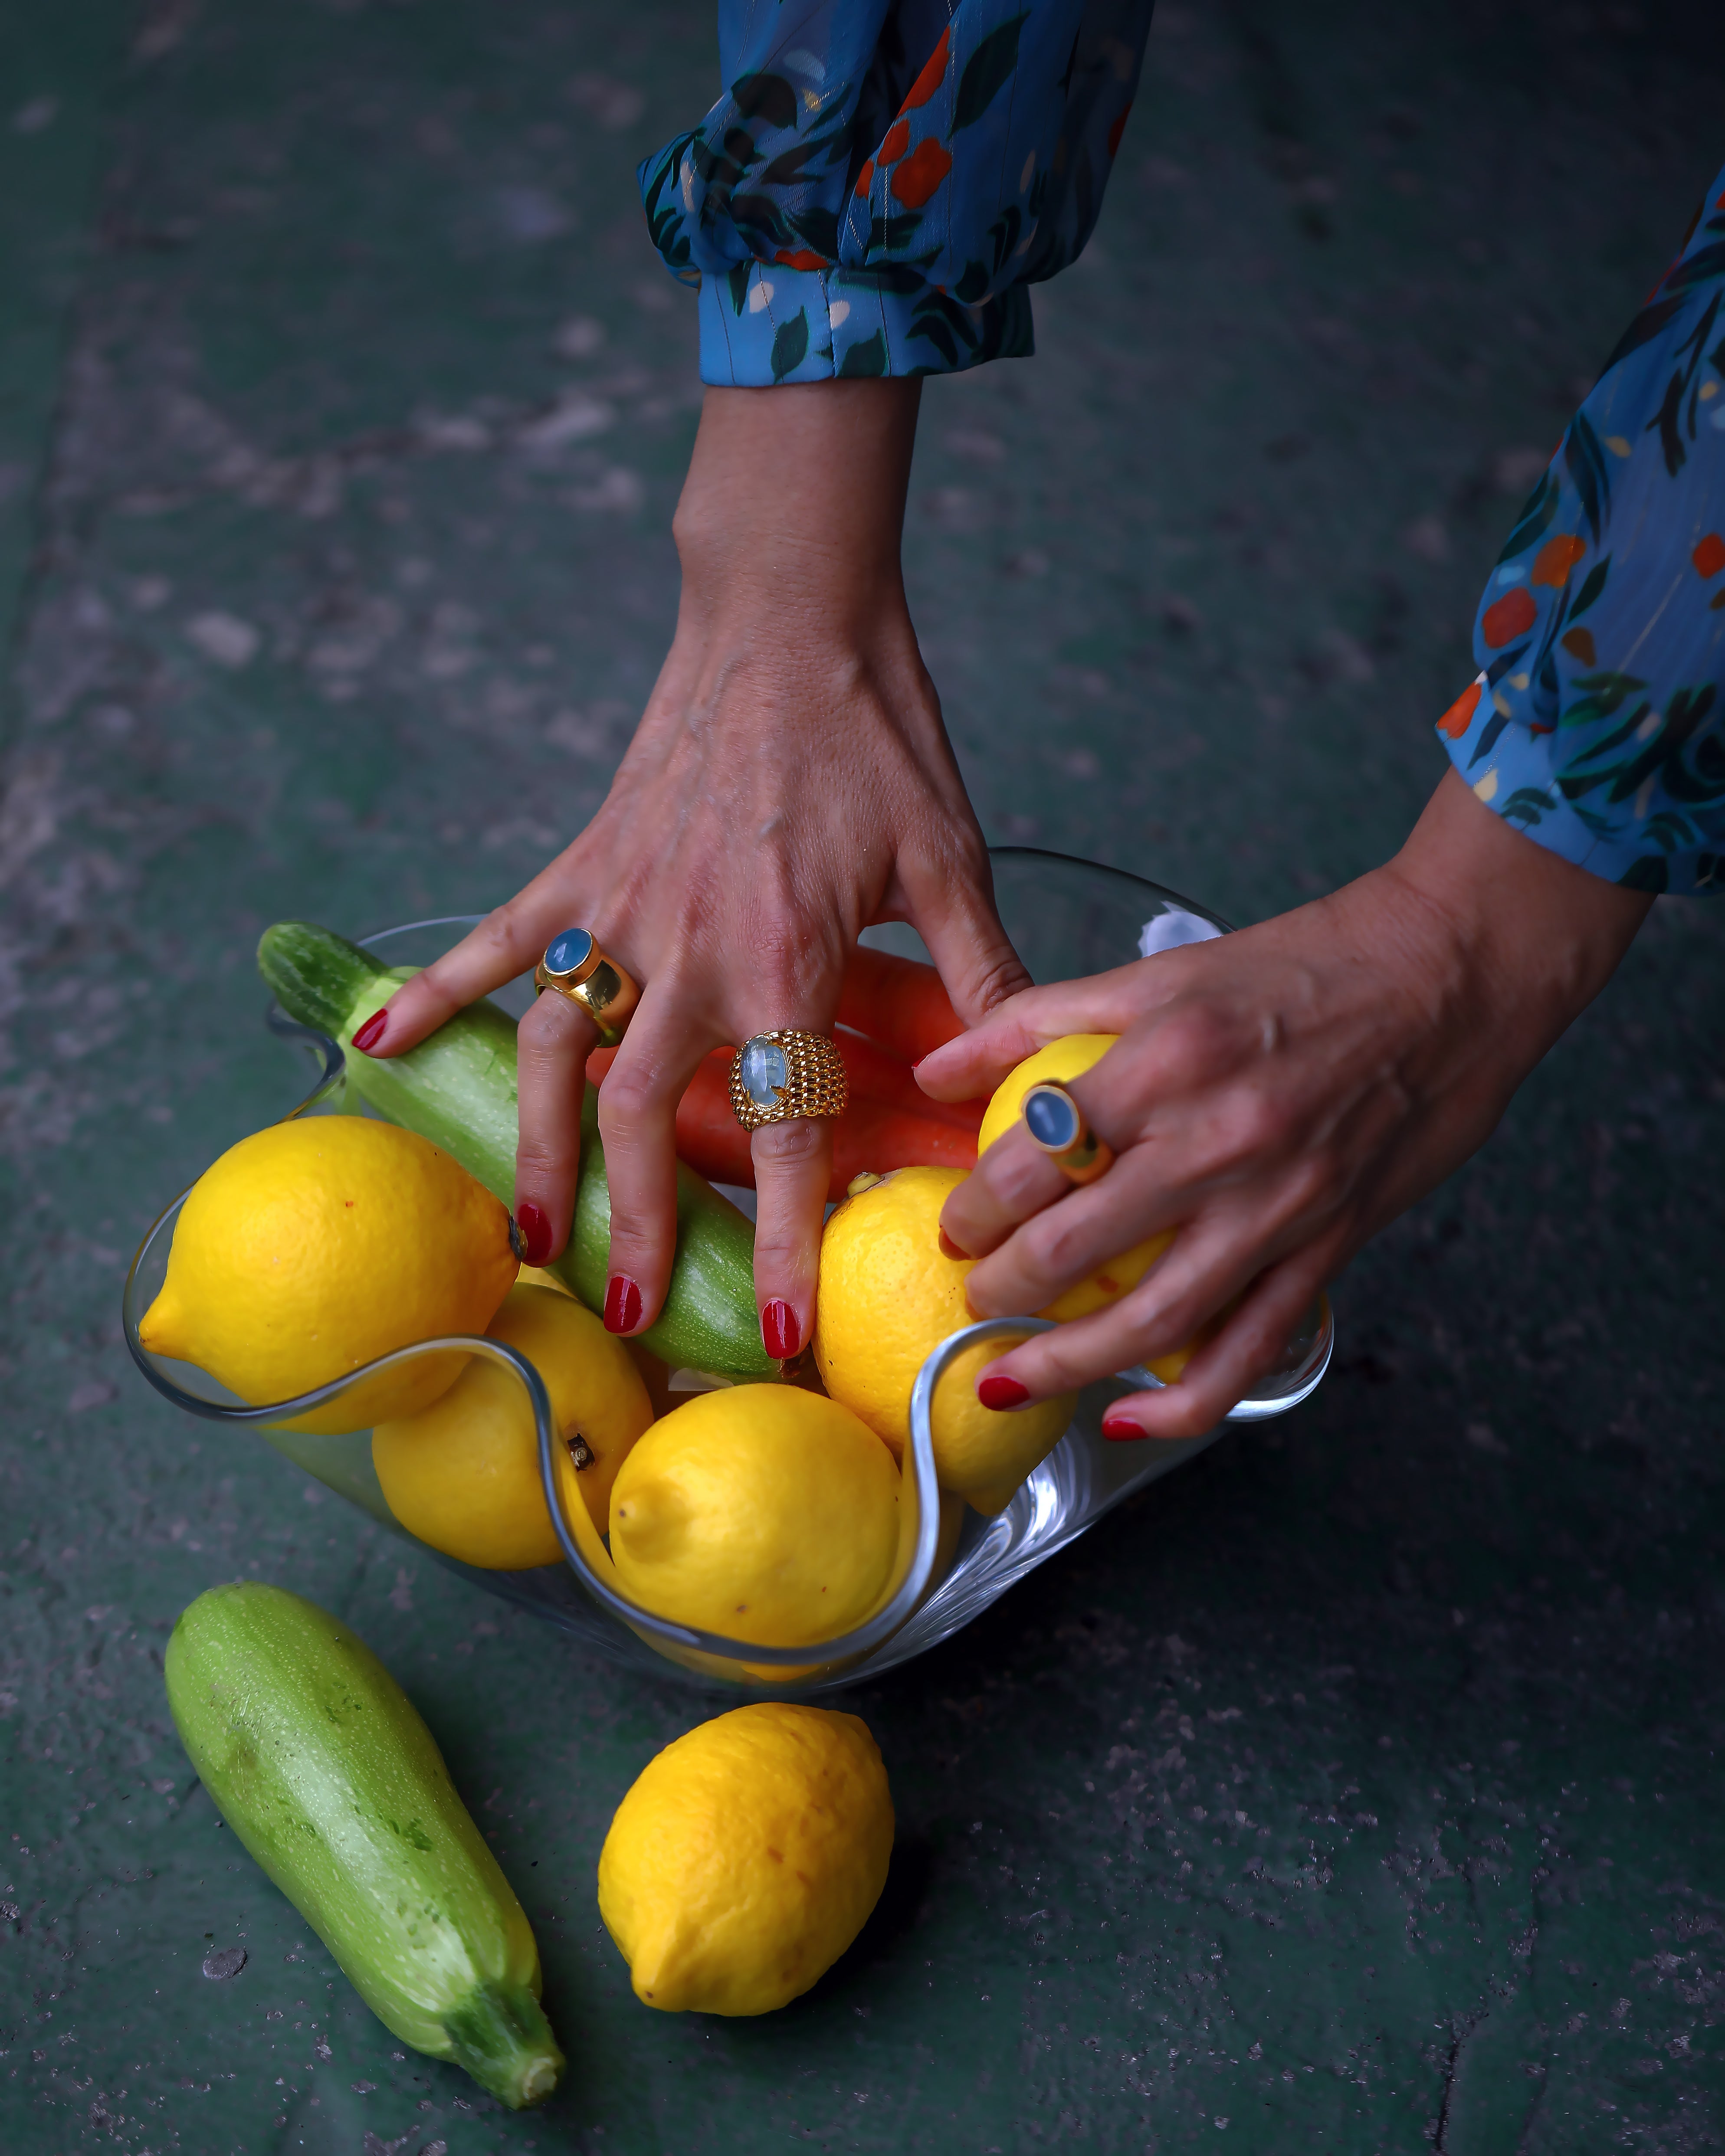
(836, 944), (965, 1064)
(586, 1042), (977, 1200)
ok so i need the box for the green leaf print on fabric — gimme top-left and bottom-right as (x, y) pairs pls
(837, 328), (888, 378)
(770, 308), (810, 381)
(1497, 472), (1561, 564)
(730, 72), (798, 130)
(952, 14), (1030, 135)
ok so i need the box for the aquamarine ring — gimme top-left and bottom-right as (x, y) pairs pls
(729, 1030), (849, 1131)
(532, 928), (640, 1042)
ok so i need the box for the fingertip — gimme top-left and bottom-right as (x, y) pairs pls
(350, 1006), (389, 1057)
(760, 1297), (801, 1360)
(515, 1200), (556, 1269)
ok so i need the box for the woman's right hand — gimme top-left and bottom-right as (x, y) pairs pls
(352, 379), (1030, 1361)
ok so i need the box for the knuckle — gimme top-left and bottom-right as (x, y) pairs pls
(1025, 1202), (1096, 1281)
(597, 1073), (659, 1133)
(751, 1116), (827, 1169)
(513, 1135), (575, 1183)
(1156, 1001), (1239, 1088)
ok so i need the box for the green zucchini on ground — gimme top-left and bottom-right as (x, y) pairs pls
(257, 920), (773, 1379)
(165, 1583), (562, 2108)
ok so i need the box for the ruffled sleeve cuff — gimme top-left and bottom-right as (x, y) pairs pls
(694, 260), (1033, 386)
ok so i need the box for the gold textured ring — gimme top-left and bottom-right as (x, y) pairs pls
(533, 928), (641, 1043)
(729, 1030), (849, 1131)
(1021, 1081), (1115, 1186)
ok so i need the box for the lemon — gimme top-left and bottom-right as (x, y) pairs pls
(813, 1166), (1077, 1515)
(977, 1033), (1179, 1325)
(372, 1285), (652, 1568)
(607, 1387), (899, 1645)
(598, 1703), (893, 2015)
(137, 1116), (517, 1435)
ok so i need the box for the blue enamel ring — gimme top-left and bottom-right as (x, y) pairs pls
(1021, 1081), (1114, 1186)
(532, 928), (641, 1042)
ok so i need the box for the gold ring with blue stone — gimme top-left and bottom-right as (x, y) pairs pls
(1020, 1081), (1115, 1185)
(532, 928), (641, 1043)
(729, 1030), (849, 1131)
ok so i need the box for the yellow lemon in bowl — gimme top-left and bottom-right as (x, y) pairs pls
(813, 1166), (1078, 1516)
(598, 1703), (893, 2015)
(371, 1284), (653, 1568)
(607, 1386), (899, 1646)
(977, 1033), (1177, 1325)
(137, 1116), (518, 1434)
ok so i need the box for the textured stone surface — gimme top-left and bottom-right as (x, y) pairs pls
(2, 2), (1723, 2150)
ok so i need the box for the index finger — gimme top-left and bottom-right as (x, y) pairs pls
(360, 880), (592, 1057)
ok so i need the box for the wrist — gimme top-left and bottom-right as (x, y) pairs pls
(1381, 769), (1651, 1066)
(672, 380), (921, 624)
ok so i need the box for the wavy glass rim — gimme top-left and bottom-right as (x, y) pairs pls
(123, 855), (1334, 1687)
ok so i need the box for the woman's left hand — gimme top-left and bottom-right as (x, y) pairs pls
(916, 770), (1652, 1439)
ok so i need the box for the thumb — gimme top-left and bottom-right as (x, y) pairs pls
(912, 865), (1033, 1030)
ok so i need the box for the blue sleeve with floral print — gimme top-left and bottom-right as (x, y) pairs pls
(636, 2), (1151, 385)
(1438, 163), (1725, 895)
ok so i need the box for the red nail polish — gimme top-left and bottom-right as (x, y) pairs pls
(761, 1298), (800, 1359)
(351, 1009), (388, 1055)
(515, 1202), (553, 1268)
(604, 1274), (642, 1335)
(1101, 1412), (1145, 1442)
(977, 1374), (1030, 1412)
(938, 1229), (968, 1261)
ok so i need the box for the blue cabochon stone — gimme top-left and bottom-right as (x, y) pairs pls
(544, 927), (594, 974)
(1024, 1087), (1080, 1150)
(738, 1038), (790, 1109)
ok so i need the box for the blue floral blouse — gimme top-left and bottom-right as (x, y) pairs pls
(639, 11), (1725, 893)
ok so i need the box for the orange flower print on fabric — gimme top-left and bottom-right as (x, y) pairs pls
(1561, 627), (1598, 666)
(901, 27), (951, 111)
(773, 249), (828, 271)
(1693, 532), (1725, 579)
(891, 138), (952, 209)
(1481, 587), (1538, 647)
(852, 157), (876, 200)
(1436, 681), (1483, 739)
(1532, 533), (1587, 586)
(879, 118), (910, 167)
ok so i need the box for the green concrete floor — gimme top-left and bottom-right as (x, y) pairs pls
(3, 1), (1724, 2149)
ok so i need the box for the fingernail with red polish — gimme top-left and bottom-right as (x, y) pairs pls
(978, 1374), (1030, 1412)
(938, 1229), (969, 1261)
(604, 1274), (643, 1335)
(351, 1009), (388, 1055)
(1102, 1412), (1145, 1443)
(761, 1299), (800, 1359)
(515, 1202), (553, 1268)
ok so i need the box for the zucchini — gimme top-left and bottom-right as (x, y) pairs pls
(258, 920), (773, 1379)
(164, 1583), (562, 2108)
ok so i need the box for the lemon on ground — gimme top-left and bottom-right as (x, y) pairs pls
(138, 1116), (517, 1434)
(813, 1166), (1077, 1515)
(977, 1033), (1181, 1328)
(598, 1703), (893, 2015)
(372, 1284), (652, 1567)
(607, 1387), (899, 1645)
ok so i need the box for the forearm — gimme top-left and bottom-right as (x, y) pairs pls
(1382, 769), (1653, 1091)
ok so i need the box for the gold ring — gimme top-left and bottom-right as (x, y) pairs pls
(729, 1030), (849, 1130)
(1021, 1081), (1114, 1185)
(533, 928), (641, 1042)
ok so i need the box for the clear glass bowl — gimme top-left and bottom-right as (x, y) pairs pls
(123, 849), (1332, 1694)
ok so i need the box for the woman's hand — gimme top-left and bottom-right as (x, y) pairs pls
(918, 771), (1652, 1437)
(354, 379), (1028, 1358)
